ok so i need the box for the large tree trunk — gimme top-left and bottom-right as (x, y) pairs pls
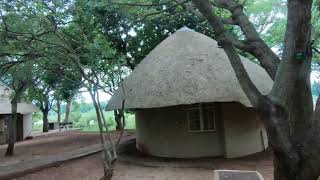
(272, 151), (320, 180)
(268, 0), (319, 179)
(114, 110), (124, 130)
(64, 98), (72, 123)
(192, 0), (320, 179)
(5, 93), (19, 156)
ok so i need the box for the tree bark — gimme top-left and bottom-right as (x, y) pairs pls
(114, 110), (124, 130)
(89, 90), (113, 180)
(192, 0), (320, 179)
(42, 109), (49, 132)
(5, 93), (19, 156)
(213, 0), (280, 80)
(56, 100), (61, 130)
(64, 97), (72, 123)
(42, 97), (50, 132)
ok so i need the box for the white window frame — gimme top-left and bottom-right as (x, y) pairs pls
(187, 103), (216, 132)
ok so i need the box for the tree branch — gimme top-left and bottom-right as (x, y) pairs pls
(136, 0), (190, 21)
(211, 0), (280, 80)
(108, 1), (171, 7)
(192, 0), (262, 108)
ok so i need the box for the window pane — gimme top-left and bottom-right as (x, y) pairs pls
(203, 108), (215, 130)
(188, 109), (200, 131)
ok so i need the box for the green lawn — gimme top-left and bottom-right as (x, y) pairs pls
(81, 113), (136, 132)
(32, 109), (136, 132)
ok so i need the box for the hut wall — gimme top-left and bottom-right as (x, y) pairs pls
(221, 102), (268, 158)
(0, 115), (7, 145)
(23, 113), (33, 139)
(135, 105), (224, 158)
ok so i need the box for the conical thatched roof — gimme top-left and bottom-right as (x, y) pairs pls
(106, 27), (273, 110)
(0, 84), (38, 114)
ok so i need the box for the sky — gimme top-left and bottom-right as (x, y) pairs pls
(81, 90), (111, 103)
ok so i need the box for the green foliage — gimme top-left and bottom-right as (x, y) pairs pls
(89, 0), (217, 67)
(312, 81), (320, 96)
(32, 102), (136, 132)
(244, 0), (287, 52)
(3, 0), (320, 136)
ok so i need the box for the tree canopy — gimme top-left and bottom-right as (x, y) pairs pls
(1, 0), (320, 179)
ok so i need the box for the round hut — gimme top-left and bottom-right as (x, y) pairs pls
(106, 27), (273, 158)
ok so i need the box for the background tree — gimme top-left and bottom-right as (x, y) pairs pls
(0, 62), (34, 156)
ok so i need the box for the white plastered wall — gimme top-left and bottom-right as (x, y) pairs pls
(23, 113), (33, 139)
(222, 102), (268, 158)
(135, 105), (225, 158)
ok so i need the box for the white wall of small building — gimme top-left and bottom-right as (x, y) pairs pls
(23, 113), (33, 139)
(135, 102), (268, 159)
(135, 105), (225, 158)
(221, 102), (268, 158)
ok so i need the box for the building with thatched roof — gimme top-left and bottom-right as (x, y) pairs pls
(106, 27), (273, 158)
(0, 84), (38, 144)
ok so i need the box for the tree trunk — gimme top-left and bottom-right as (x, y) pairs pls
(272, 151), (320, 180)
(192, 0), (320, 179)
(64, 98), (72, 123)
(56, 100), (61, 130)
(5, 94), (19, 156)
(42, 97), (50, 132)
(42, 109), (49, 132)
(114, 110), (124, 130)
(89, 91), (113, 180)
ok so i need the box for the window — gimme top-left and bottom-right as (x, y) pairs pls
(187, 103), (216, 132)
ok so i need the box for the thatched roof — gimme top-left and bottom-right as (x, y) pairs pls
(0, 84), (38, 114)
(106, 27), (273, 110)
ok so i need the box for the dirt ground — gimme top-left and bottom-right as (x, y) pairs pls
(15, 154), (215, 180)
(16, 152), (273, 180)
(0, 130), (132, 166)
(0, 131), (273, 180)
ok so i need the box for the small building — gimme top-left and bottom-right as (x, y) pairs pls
(106, 27), (273, 158)
(0, 85), (38, 144)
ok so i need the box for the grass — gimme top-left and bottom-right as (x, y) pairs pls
(32, 110), (136, 133)
(81, 113), (136, 132)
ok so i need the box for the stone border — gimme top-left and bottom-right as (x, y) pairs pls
(214, 170), (264, 180)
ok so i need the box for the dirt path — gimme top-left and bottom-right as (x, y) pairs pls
(16, 151), (273, 180)
(0, 130), (132, 166)
(16, 154), (214, 180)
(0, 130), (273, 180)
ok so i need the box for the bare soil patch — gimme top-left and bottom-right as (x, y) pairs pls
(16, 151), (273, 180)
(1, 130), (273, 180)
(0, 130), (131, 166)
(16, 154), (215, 180)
